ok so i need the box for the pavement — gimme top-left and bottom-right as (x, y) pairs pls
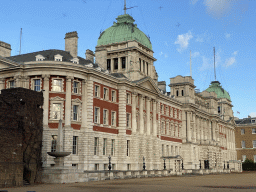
(1, 172), (256, 192)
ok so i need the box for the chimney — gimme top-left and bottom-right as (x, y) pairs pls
(0, 41), (11, 57)
(85, 49), (95, 63)
(158, 81), (166, 92)
(65, 31), (78, 58)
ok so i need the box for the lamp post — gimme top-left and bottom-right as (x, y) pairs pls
(223, 161), (225, 169)
(108, 155), (111, 171)
(181, 159), (184, 170)
(163, 158), (166, 170)
(199, 160), (201, 169)
(143, 156), (146, 170)
(227, 161), (229, 169)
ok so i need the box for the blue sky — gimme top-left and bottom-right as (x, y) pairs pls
(1, 0), (255, 119)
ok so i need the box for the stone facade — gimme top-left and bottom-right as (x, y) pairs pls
(0, 13), (241, 184)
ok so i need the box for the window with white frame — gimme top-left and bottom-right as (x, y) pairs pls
(103, 138), (107, 155)
(94, 107), (100, 124)
(103, 109), (108, 125)
(253, 140), (256, 148)
(242, 155), (246, 162)
(51, 135), (57, 152)
(95, 85), (100, 97)
(111, 111), (116, 126)
(127, 140), (130, 156)
(126, 93), (131, 104)
(241, 129), (245, 135)
(254, 155), (256, 163)
(9, 80), (15, 88)
(111, 139), (115, 156)
(54, 54), (63, 61)
(94, 164), (99, 170)
(94, 137), (99, 156)
(73, 136), (78, 154)
(241, 140), (246, 148)
(73, 81), (79, 94)
(52, 103), (61, 120)
(52, 79), (62, 92)
(35, 54), (45, 61)
(103, 88), (109, 100)
(127, 113), (131, 128)
(111, 90), (116, 102)
(252, 128), (256, 134)
(73, 105), (79, 121)
(33, 79), (41, 91)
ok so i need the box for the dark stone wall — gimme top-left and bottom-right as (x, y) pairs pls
(0, 88), (43, 187)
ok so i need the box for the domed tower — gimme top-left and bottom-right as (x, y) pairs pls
(95, 14), (158, 82)
(205, 81), (233, 121)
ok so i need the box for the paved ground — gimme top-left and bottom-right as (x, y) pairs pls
(1, 172), (256, 192)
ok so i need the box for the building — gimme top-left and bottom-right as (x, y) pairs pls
(235, 116), (256, 162)
(0, 13), (241, 183)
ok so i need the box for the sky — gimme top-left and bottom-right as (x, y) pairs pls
(0, 0), (255, 119)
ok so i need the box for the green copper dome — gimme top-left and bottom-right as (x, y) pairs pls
(97, 14), (152, 50)
(205, 81), (231, 101)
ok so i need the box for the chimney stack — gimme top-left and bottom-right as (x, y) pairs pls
(65, 31), (78, 58)
(158, 81), (166, 93)
(0, 41), (11, 57)
(85, 49), (95, 63)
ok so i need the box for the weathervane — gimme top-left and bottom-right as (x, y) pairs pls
(124, 0), (137, 14)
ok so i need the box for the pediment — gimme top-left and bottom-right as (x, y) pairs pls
(50, 96), (65, 101)
(72, 98), (82, 103)
(133, 77), (160, 93)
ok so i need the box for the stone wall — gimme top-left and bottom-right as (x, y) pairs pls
(0, 88), (43, 187)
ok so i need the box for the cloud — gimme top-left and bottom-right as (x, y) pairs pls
(225, 51), (238, 67)
(192, 51), (200, 58)
(225, 33), (231, 38)
(196, 37), (204, 43)
(204, 0), (234, 18)
(190, 0), (199, 5)
(249, 112), (256, 117)
(174, 31), (193, 53)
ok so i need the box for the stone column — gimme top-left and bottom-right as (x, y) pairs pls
(187, 112), (191, 142)
(139, 95), (144, 135)
(42, 75), (50, 126)
(192, 113), (196, 141)
(132, 92), (137, 134)
(146, 97), (151, 136)
(208, 120), (212, 142)
(65, 76), (72, 127)
(212, 121), (216, 141)
(118, 57), (121, 72)
(153, 100), (157, 136)
(81, 80), (87, 129)
(111, 58), (114, 72)
(0, 78), (5, 93)
(24, 76), (30, 89)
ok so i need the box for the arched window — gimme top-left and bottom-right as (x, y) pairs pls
(176, 90), (179, 96)
(218, 106), (221, 114)
(181, 90), (184, 96)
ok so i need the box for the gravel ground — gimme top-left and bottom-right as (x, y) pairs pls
(1, 172), (256, 192)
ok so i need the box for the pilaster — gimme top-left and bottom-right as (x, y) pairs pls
(0, 78), (5, 93)
(65, 76), (73, 127)
(146, 97), (151, 136)
(132, 92), (137, 134)
(153, 100), (157, 136)
(139, 94), (144, 135)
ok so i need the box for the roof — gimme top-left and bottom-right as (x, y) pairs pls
(109, 73), (128, 79)
(205, 81), (231, 101)
(235, 117), (256, 125)
(6, 49), (93, 66)
(97, 14), (152, 50)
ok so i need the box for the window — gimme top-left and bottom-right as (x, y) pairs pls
(175, 146), (178, 155)
(103, 138), (107, 155)
(162, 144), (164, 156)
(103, 88), (108, 100)
(52, 79), (62, 92)
(161, 105), (163, 114)
(127, 164), (131, 170)
(143, 60), (145, 73)
(73, 81), (79, 93)
(254, 155), (256, 163)
(127, 140), (130, 156)
(104, 164), (108, 170)
(51, 135), (57, 152)
(126, 93), (131, 104)
(103, 109), (108, 125)
(181, 90), (184, 96)
(139, 58), (141, 71)
(114, 58), (118, 70)
(122, 57), (126, 69)
(218, 106), (221, 114)
(112, 164), (116, 170)
(252, 128), (256, 134)
(241, 129), (245, 135)
(241, 140), (246, 148)
(146, 62), (148, 75)
(252, 119), (256, 123)
(111, 139), (115, 156)
(34, 79), (40, 91)
(107, 59), (111, 70)
(111, 90), (116, 102)
(9, 80), (15, 88)
(54, 54), (63, 61)
(111, 111), (116, 126)
(94, 164), (99, 170)
(73, 105), (78, 121)
(94, 137), (99, 155)
(72, 164), (77, 168)
(176, 90), (179, 96)
(52, 103), (61, 119)
(95, 85), (100, 97)
(73, 136), (78, 154)
(166, 106), (168, 115)
(94, 107), (100, 124)
(242, 155), (246, 162)
(253, 140), (256, 148)
(127, 113), (131, 128)
(161, 121), (165, 134)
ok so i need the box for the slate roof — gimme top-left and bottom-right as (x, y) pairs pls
(6, 49), (93, 66)
(235, 117), (256, 125)
(109, 73), (127, 79)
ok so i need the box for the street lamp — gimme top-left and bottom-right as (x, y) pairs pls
(223, 161), (226, 169)
(227, 161), (229, 169)
(181, 159), (184, 170)
(199, 160), (201, 169)
(163, 158), (166, 170)
(143, 156), (146, 170)
(108, 155), (111, 171)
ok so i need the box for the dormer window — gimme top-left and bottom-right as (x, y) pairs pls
(71, 57), (79, 64)
(35, 54), (45, 61)
(54, 54), (63, 62)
